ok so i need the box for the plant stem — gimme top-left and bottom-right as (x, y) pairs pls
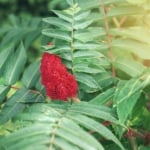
(11, 85), (42, 95)
(100, 0), (116, 77)
(49, 127), (58, 150)
(126, 128), (145, 150)
(70, 6), (75, 74)
(72, 97), (80, 103)
(119, 16), (127, 27)
(49, 109), (69, 150)
(128, 136), (137, 150)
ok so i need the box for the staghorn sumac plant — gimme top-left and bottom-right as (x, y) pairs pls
(0, 0), (150, 150)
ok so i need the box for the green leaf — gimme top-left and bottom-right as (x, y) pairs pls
(64, 4), (81, 15)
(0, 88), (44, 124)
(74, 50), (104, 58)
(85, 57), (110, 69)
(0, 44), (14, 74)
(1, 16), (41, 49)
(141, 71), (150, 88)
(90, 88), (115, 105)
(52, 10), (72, 22)
(0, 124), (50, 149)
(0, 101), (124, 150)
(51, 102), (118, 123)
(57, 127), (100, 150)
(74, 42), (106, 50)
(73, 58), (107, 73)
(24, 26), (42, 49)
(66, 0), (74, 6)
(22, 61), (40, 88)
(139, 145), (150, 150)
(126, 0), (146, 5)
(113, 79), (142, 124)
(73, 64), (103, 74)
(4, 43), (27, 85)
(43, 17), (72, 31)
(35, 79), (45, 94)
(108, 6), (144, 17)
(0, 88), (26, 124)
(90, 6), (143, 22)
(70, 114), (125, 150)
(43, 46), (71, 54)
(69, 102), (118, 124)
(105, 144), (124, 150)
(0, 85), (10, 103)
(1, 28), (26, 47)
(0, 25), (11, 37)
(96, 72), (115, 89)
(61, 52), (72, 61)
(114, 57), (145, 77)
(54, 137), (81, 150)
(74, 28), (105, 42)
(42, 29), (71, 42)
(5, 139), (48, 150)
(74, 20), (93, 29)
(57, 118), (104, 150)
(75, 11), (91, 21)
(112, 39), (150, 59)
(110, 27), (150, 45)
(75, 73), (100, 89)
(75, 0), (123, 9)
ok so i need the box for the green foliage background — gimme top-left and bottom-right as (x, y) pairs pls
(0, 0), (150, 150)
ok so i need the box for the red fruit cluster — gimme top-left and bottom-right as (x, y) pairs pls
(40, 52), (78, 101)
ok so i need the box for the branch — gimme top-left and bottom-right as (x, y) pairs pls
(100, 0), (116, 77)
(11, 85), (42, 95)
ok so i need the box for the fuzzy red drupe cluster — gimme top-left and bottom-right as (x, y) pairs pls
(40, 52), (78, 101)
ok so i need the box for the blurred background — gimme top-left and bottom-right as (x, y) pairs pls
(0, 0), (68, 63)
(0, 0), (67, 21)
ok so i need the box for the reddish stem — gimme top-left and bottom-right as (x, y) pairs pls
(11, 85), (41, 95)
(100, 0), (116, 77)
